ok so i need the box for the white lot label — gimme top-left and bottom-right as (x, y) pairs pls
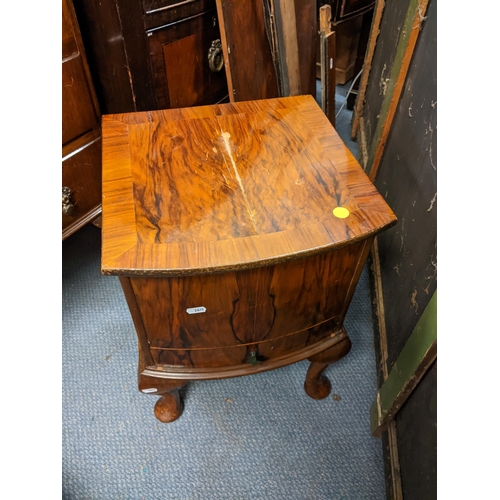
(142, 388), (158, 393)
(186, 306), (207, 315)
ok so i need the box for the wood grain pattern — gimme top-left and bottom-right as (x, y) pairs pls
(128, 242), (365, 367)
(102, 95), (397, 276)
(142, 328), (349, 379)
(102, 96), (396, 421)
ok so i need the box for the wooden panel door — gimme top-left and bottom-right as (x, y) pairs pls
(62, 0), (100, 145)
(62, 0), (102, 239)
(147, 9), (228, 109)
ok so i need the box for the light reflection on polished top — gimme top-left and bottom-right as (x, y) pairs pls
(101, 95), (397, 276)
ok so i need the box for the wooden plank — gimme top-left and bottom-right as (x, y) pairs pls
(215, 0), (234, 102)
(350, 0), (386, 139)
(319, 5), (336, 126)
(370, 237), (389, 381)
(359, 1), (411, 152)
(369, 237), (403, 499)
(272, 0), (301, 96)
(215, 0), (279, 102)
(294, 0), (317, 97)
(321, 32), (336, 126)
(370, 291), (437, 437)
(367, 0), (430, 181)
(386, 421), (404, 500)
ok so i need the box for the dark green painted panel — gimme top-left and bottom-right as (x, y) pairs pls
(375, 0), (437, 369)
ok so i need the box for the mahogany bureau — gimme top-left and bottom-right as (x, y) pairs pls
(101, 95), (396, 423)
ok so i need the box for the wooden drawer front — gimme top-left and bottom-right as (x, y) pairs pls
(147, 9), (228, 109)
(62, 55), (99, 146)
(62, 137), (102, 230)
(336, 0), (375, 21)
(150, 318), (341, 368)
(131, 241), (365, 351)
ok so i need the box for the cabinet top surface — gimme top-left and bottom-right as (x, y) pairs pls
(101, 95), (396, 276)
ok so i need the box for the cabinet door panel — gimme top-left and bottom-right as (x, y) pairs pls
(147, 10), (228, 109)
(62, 56), (99, 145)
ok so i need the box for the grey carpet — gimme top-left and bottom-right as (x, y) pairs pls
(62, 84), (385, 500)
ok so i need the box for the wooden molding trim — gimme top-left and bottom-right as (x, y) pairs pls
(142, 329), (348, 380)
(367, 0), (430, 182)
(62, 205), (102, 241)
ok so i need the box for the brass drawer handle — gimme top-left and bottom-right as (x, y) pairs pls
(208, 39), (224, 73)
(62, 186), (75, 215)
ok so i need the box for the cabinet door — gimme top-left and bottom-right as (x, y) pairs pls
(62, 0), (99, 145)
(62, 0), (102, 239)
(147, 9), (228, 109)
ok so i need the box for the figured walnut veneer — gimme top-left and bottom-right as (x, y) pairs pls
(101, 95), (396, 422)
(102, 96), (395, 275)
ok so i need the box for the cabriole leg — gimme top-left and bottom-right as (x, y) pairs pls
(139, 373), (186, 423)
(304, 336), (352, 400)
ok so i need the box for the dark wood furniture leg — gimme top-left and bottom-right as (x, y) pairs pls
(137, 340), (186, 423)
(139, 372), (186, 423)
(304, 335), (352, 399)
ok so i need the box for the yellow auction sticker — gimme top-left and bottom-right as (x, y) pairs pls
(333, 207), (350, 219)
